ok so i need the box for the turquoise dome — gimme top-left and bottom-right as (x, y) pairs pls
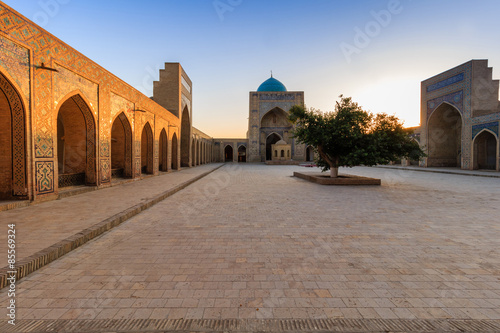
(257, 77), (287, 92)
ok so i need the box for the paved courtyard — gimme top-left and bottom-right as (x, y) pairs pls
(1, 164), (500, 331)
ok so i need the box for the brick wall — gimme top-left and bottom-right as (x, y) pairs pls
(57, 98), (88, 175)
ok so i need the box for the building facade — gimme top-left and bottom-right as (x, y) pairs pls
(420, 60), (500, 170)
(0, 3), (216, 204)
(214, 76), (307, 163)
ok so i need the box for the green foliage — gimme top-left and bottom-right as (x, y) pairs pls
(289, 96), (425, 173)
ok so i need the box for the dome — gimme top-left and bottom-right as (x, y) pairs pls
(275, 140), (287, 145)
(257, 76), (287, 92)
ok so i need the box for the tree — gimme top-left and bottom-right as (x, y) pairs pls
(289, 96), (425, 177)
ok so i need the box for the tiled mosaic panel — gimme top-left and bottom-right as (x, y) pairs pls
(427, 90), (464, 119)
(100, 159), (110, 183)
(54, 64), (98, 113)
(0, 34), (30, 105)
(35, 161), (54, 194)
(472, 121), (499, 139)
(427, 72), (464, 93)
(58, 172), (85, 188)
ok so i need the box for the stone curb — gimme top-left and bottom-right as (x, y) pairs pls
(294, 172), (381, 185)
(0, 164), (224, 289)
(0, 318), (499, 333)
(375, 165), (500, 178)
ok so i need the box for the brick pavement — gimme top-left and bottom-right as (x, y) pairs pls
(0, 164), (222, 286)
(0, 164), (499, 331)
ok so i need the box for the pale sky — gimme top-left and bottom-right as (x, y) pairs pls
(6, 0), (500, 137)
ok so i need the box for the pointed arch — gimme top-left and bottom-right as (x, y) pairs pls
(171, 132), (179, 170)
(180, 106), (191, 167)
(265, 132), (282, 161)
(197, 140), (201, 165)
(192, 138), (196, 167)
(0, 71), (27, 199)
(473, 129), (498, 170)
(111, 112), (133, 178)
(238, 145), (247, 163)
(261, 107), (291, 127)
(224, 144), (234, 162)
(159, 128), (168, 172)
(427, 103), (463, 167)
(56, 92), (97, 187)
(306, 145), (314, 162)
(141, 122), (154, 174)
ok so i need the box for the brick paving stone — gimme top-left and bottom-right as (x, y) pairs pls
(0, 164), (499, 326)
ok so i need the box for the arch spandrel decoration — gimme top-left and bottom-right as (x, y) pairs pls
(0, 71), (27, 196)
(427, 91), (464, 120)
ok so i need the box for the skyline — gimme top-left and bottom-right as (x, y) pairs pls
(4, 0), (500, 137)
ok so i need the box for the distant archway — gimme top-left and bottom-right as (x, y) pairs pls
(111, 112), (133, 178)
(306, 146), (314, 162)
(238, 145), (247, 163)
(141, 122), (154, 174)
(180, 106), (191, 167)
(0, 72), (27, 199)
(473, 130), (497, 170)
(159, 128), (168, 172)
(427, 103), (462, 167)
(266, 133), (282, 161)
(171, 132), (178, 170)
(197, 141), (201, 165)
(57, 94), (96, 187)
(192, 139), (196, 166)
(225, 145), (233, 162)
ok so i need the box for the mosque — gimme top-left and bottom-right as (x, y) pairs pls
(0, 1), (499, 206)
(212, 75), (309, 164)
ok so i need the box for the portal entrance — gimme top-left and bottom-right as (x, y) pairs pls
(180, 107), (191, 167)
(238, 146), (247, 162)
(57, 94), (96, 188)
(473, 131), (497, 170)
(141, 123), (154, 174)
(159, 129), (168, 172)
(171, 133), (178, 170)
(266, 133), (281, 161)
(111, 113), (132, 178)
(0, 73), (27, 199)
(306, 146), (314, 162)
(427, 103), (462, 167)
(225, 145), (233, 162)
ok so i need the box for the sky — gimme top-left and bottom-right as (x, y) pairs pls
(5, 0), (500, 137)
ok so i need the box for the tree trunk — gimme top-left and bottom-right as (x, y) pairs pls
(330, 167), (338, 178)
(318, 145), (338, 178)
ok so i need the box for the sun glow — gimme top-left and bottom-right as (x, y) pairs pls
(351, 77), (422, 128)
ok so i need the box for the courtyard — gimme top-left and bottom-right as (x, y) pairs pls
(0, 164), (499, 332)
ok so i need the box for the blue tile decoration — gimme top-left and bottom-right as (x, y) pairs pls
(427, 90), (463, 119)
(427, 73), (464, 93)
(472, 121), (499, 139)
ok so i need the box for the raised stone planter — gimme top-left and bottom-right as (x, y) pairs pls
(294, 172), (381, 185)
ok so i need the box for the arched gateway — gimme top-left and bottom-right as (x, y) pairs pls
(0, 72), (27, 199)
(427, 103), (462, 167)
